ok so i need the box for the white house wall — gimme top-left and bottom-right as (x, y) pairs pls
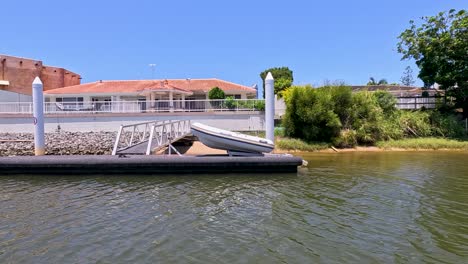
(0, 90), (32, 103)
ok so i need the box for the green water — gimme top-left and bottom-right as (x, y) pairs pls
(1, 152), (467, 263)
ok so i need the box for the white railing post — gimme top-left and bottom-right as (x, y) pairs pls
(146, 124), (156, 155)
(112, 125), (124, 155)
(265, 72), (275, 142)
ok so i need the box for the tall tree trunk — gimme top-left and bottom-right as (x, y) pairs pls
(462, 97), (468, 119)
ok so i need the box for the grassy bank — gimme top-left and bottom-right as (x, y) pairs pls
(276, 138), (329, 152)
(376, 137), (468, 150)
(275, 137), (468, 152)
(245, 130), (468, 152)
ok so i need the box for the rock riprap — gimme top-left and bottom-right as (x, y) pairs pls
(0, 132), (116, 156)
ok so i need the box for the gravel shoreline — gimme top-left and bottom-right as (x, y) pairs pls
(0, 132), (116, 156)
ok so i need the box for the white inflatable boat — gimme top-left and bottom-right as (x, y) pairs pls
(191, 123), (274, 155)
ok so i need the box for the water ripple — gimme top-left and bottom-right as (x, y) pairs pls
(1, 153), (468, 263)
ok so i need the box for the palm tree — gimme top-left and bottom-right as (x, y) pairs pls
(367, 77), (388, 85)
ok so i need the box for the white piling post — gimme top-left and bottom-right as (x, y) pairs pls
(265, 72), (275, 142)
(32, 77), (45, 155)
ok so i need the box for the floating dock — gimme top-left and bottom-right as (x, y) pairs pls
(0, 155), (303, 175)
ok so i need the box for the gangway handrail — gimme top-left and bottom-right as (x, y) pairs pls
(146, 120), (191, 155)
(112, 120), (191, 155)
(112, 120), (160, 155)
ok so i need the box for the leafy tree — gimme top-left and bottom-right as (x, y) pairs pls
(397, 9), (468, 117)
(348, 91), (384, 144)
(374, 90), (398, 114)
(283, 85), (351, 142)
(400, 66), (415, 86)
(367, 77), (388, 85)
(208, 87), (225, 100)
(260, 67), (293, 98)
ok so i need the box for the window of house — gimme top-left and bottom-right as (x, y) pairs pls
(56, 97), (84, 108)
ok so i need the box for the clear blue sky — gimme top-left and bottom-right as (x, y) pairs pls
(1, 0), (465, 87)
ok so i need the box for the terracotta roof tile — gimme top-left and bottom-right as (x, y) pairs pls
(45, 79), (256, 95)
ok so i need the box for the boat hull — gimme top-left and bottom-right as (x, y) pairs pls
(191, 123), (274, 154)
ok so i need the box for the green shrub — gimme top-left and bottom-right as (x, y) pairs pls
(378, 116), (404, 140)
(332, 129), (358, 148)
(274, 127), (285, 137)
(430, 111), (465, 137)
(282, 84), (465, 147)
(374, 90), (397, 115)
(255, 100), (265, 111)
(329, 85), (353, 127)
(236, 99), (249, 109)
(398, 111), (432, 137)
(208, 87), (225, 99)
(224, 99), (265, 111)
(224, 96), (236, 109)
(349, 91), (384, 144)
(237, 100), (254, 110)
(283, 85), (342, 142)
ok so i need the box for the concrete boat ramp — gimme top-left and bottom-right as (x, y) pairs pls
(0, 155), (303, 175)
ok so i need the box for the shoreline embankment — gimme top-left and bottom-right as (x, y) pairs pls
(0, 132), (115, 156)
(273, 146), (468, 154)
(1, 132), (467, 157)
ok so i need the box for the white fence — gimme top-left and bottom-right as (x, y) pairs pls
(1, 97), (440, 114)
(396, 96), (441, 110)
(0, 99), (265, 114)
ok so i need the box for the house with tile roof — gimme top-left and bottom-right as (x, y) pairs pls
(43, 78), (258, 112)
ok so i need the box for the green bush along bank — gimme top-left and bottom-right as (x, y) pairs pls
(282, 85), (466, 148)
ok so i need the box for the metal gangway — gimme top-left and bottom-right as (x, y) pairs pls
(112, 120), (192, 155)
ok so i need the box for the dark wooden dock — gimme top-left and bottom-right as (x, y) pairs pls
(0, 155), (303, 175)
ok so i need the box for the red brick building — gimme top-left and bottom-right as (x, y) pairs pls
(0, 54), (80, 101)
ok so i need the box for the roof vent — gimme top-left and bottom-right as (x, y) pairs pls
(99, 80), (103, 83)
